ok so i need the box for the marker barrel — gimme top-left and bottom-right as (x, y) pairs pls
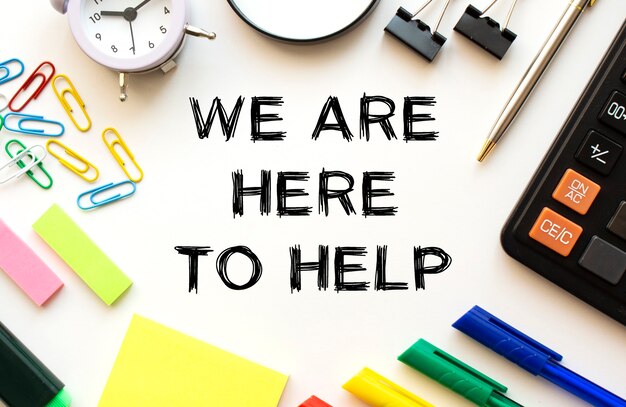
(541, 361), (626, 407)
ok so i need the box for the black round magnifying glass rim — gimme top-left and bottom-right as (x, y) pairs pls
(226, 0), (382, 43)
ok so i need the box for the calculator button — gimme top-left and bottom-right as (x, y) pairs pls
(578, 236), (626, 285)
(575, 130), (622, 175)
(608, 201), (626, 241)
(529, 208), (583, 257)
(599, 91), (626, 135)
(552, 169), (600, 215)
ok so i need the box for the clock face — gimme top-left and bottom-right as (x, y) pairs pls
(81, 0), (174, 59)
(66, 0), (187, 72)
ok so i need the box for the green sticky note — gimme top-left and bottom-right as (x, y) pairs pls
(33, 204), (132, 305)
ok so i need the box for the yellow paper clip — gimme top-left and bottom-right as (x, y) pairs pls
(46, 140), (99, 182)
(102, 127), (144, 183)
(52, 74), (92, 132)
(343, 368), (435, 407)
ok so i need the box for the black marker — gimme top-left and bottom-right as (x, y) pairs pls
(0, 321), (71, 407)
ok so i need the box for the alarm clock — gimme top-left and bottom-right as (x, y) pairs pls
(50, 0), (215, 101)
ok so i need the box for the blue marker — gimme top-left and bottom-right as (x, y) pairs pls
(453, 306), (626, 407)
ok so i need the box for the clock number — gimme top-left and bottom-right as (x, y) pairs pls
(111, 45), (118, 53)
(149, 41), (155, 49)
(129, 46), (135, 54)
(164, 6), (170, 14)
(93, 0), (103, 4)
(95, 33), (102, 41)
(160, 25), (167, 34)
(89, 13), (101, 24)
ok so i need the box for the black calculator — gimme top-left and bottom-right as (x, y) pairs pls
(501, 20), (626, 325)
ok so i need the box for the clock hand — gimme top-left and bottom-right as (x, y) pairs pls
(102, 8), (138, 21)
(129, 21), (136, 55)
(101, 10), (125, 17)
(134, 0), (152, 11)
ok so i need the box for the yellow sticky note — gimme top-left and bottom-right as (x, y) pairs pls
(98, 315), (288, 407)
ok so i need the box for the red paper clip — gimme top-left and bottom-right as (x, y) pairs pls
(8, 62), (55, 112)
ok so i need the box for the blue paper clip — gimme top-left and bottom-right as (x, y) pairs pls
(77, 181), (136, 210)
(0, 59), (25, 85)
(3, 113), (64, 137)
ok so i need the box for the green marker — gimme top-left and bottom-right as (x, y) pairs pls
(398, 339), (524, 407)
(0, 321), (71, 407)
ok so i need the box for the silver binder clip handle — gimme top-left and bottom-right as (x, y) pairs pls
(185, 24), (216, 40)
(119, 72), (129, 102)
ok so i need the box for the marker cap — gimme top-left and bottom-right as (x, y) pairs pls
(399, 339), (510, 406)
(343, 367), (434, 407)
(299, 395), (332, 407)
(453, 305), (562, 375)
(0, 321), (68, 407)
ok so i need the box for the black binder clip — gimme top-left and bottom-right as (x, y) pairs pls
(385, 0), (452, 62)
(453, 0), (518, 59)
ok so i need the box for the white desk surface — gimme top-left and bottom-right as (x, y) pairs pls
(1, 1), (625, 406)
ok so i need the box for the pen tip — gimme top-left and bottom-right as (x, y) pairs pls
(477, 140), (496, 162)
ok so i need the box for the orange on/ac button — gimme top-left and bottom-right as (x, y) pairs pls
(529, 207), (583, 257)
(552, 169), (600, 215)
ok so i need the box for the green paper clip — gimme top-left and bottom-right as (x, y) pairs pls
(4, 139), (53, 189)
(398, 339), (524, 407)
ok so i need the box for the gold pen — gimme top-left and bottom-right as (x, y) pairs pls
(477, 0), (598, 162)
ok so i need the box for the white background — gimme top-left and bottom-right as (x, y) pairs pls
(1, 1), (625, 406)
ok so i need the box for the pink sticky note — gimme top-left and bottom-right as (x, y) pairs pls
(0, 219), (63, 306)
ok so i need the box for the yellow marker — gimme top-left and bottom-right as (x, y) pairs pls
(46, 140), (99, 182)
(102, 127), (144, 183)
(51, 74), (92, 132)
(343, 368), (434, 407)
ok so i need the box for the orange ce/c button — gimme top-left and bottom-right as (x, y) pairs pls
(552, 169), (601, 215)
(529, 207), (583, 257)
